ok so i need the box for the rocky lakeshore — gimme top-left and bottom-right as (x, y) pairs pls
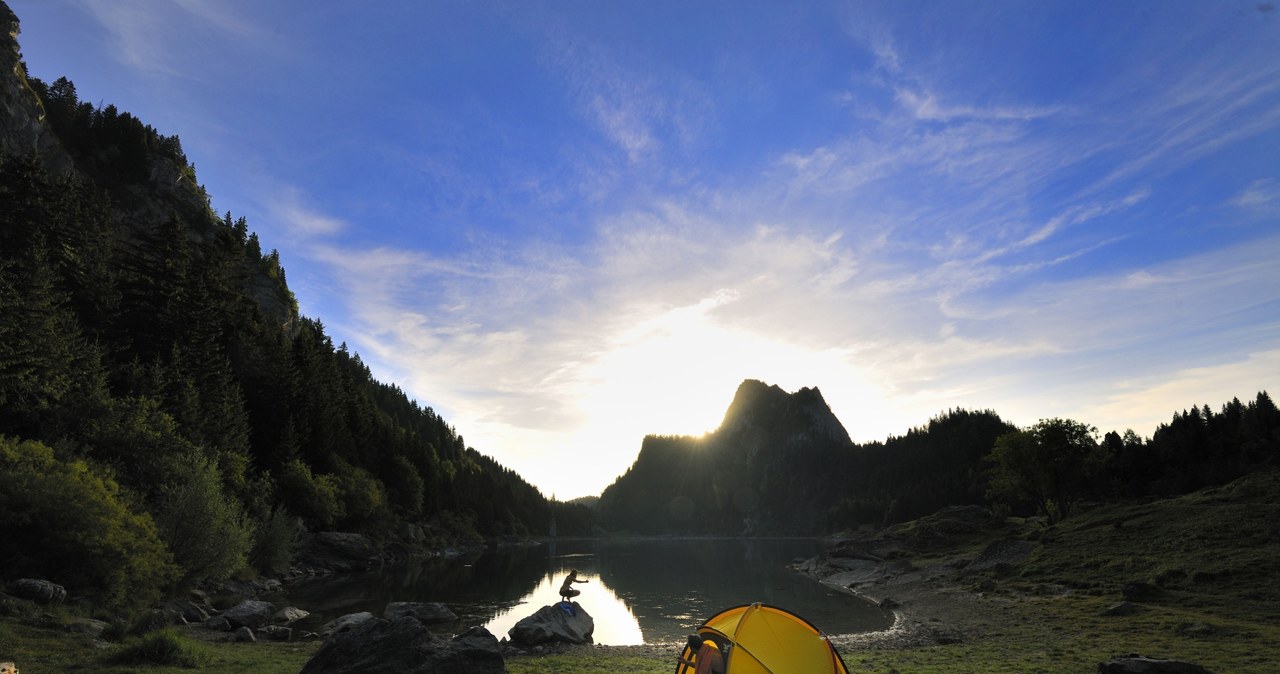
(6, 471), (1280, 672)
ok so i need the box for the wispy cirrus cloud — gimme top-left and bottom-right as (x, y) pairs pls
(81, 0), (277, 79)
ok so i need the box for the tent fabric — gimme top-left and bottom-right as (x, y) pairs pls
(674, 603), (850, 674)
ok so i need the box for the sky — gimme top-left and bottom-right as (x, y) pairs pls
(9, 1), (1279, 500)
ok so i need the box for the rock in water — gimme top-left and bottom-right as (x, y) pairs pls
(509, 602), (594, 646)
(298, 616), (505, 674)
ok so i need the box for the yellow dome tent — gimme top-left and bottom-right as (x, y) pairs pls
(675, 603), (850, 674)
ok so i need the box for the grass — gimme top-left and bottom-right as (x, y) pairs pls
(3, 471), (1278, 673)
(0, 619), (320, 674)
(507, 654), (669, 673)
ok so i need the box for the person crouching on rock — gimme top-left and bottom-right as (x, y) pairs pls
(559, 569), (588, 604)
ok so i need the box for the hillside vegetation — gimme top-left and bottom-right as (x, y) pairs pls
(0, 2), (590, 614)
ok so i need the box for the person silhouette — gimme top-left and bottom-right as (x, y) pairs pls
(559, 569), (588, 604)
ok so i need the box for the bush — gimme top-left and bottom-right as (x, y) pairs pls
(152, 452), (255, 590)
(106, 629), (209, 667)
(278, 459), (344, 528)
(0, 436), (177, 611)
(249, 505), (302, 575)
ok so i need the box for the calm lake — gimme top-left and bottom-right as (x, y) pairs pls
(285, 538), (892, 645)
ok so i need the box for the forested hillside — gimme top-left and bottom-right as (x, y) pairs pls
(599, 380), (1280, 535)
(0, 5), (590, 612)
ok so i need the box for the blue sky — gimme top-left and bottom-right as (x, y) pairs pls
(10, 1), (1279, 500)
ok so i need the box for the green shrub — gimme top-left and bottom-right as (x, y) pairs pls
(0, 436), (177, 611)
(277, 459), (344, 528)
(107, 628), (209, 667)
(152, 451), (255, 590)
(249, 505), (302, 575)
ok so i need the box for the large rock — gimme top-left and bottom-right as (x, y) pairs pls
(383, 602), (457, 623)
(298, 616), (505, 674)
(296, 532), (383, 573)
(8, 579), (66, 604)
(1097, 655), (1212, 673)
(323, 611), (376, 636)
(273, 606), (310, 625)
(509, 602), (594, 646)
(220, 600), (276, 629)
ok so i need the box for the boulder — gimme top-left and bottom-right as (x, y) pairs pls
(272, 606), (310, 625)
(65, 617), (109, 638)
(204, 615), (233, 631)
(383, 602), (457, 623)
(323, 611), (376, 636)
(256, 624), (293, 642)
(164, 599), (210, 624)
(220, 600), (276, 629)
(1097, 655), (1212, 673)
(9, 579), (66, 604)
(232, 626), (256, 643)
(509, 602), (594, 646)
(298, 617), (505, 674)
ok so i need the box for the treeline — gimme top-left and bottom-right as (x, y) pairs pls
(0, 74), (588, 612)
(599, 384), (1280, 536)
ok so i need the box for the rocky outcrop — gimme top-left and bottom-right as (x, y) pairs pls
(219, 600), (276, 630)
(299, 617), (506, 674)
(508, 602), (594, 646)
(7, 579), (65, 604)
(0, 1), (71, 172)
(296, 532), (384, 574)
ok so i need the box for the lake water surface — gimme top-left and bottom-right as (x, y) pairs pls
(286, 538), (892, 645)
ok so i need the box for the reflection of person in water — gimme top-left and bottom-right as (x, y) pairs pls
(677, 634), (725, 674)
(559, 569), (589, 603)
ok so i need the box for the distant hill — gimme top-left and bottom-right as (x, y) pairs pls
(599, 377), (1279, 535)
(598, 380), (1014, 534)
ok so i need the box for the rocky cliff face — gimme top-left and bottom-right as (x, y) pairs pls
(598, 379), (858, 534)
(0, 1), (71, 174)
(0, 0), (298, 333)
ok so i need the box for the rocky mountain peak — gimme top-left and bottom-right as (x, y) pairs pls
(717, 378), (852, 445)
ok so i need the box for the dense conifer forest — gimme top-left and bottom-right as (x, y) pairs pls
(0, 68), (592, 611)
